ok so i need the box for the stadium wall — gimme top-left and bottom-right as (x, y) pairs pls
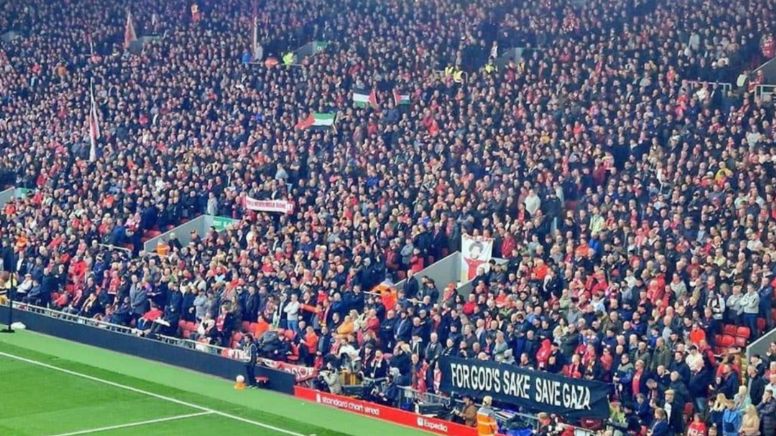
(0, 305), (296, 394)
(294, 386), (478, 436)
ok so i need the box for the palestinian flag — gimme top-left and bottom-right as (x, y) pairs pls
(295, 112), (336, 130)
(393, 89), (410, 105)
(353, 88), (378, 108)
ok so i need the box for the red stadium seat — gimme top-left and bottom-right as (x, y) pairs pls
(736, 326), (750, 339)
(723, 324), (737, 336)
(178, 319), (187, 329)
(241, 321), (250, 331)
(232, 332), (243, 344)
(719, 335), (735, 347)
(734, 336), (747, 348)
(757, 318), (766, 332)
(287, 344), (300, 362)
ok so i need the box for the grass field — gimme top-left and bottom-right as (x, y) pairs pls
(0, 328), (426, 436)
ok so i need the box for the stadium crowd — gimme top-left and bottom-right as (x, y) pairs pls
(1, 0), (776, 434)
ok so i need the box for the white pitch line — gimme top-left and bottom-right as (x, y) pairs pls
(47, 411), (212, 436)
(0, 352), (305, 436)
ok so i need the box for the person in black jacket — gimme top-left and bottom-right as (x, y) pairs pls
(649, 408), (670, 436)
(394, 310), (412, 343)
(689, 365), (712, 415)
(244, 287), (261, 323)
(747, 365), (767, 406)
(403, 270), (419, 299)
(243, 334), (259, 388)
(662, 389), (684, 435)
(718, 364), (740, 399)
(379, 309), (398, 352)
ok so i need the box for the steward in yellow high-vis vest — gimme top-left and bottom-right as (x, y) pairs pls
(282, 51), (296, 66)
(476, 395), (498, 436)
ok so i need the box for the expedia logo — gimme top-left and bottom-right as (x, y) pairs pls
(416, 417), (448, 432)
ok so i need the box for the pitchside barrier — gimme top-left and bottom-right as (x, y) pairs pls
(294, 386), (478, 436)
(0, 303), (295, 394)
(396, 386), (595, 435)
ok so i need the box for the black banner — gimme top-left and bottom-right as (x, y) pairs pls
(439, 356), (610, 419)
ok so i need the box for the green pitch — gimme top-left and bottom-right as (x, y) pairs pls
(0, 329), (426, 436)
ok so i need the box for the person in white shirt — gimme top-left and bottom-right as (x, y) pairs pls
(740, 285), (760, 338)
(283, 293), (301, 335)
(524, 188), (541, 217)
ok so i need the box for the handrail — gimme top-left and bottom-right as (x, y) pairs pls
(684, 80), (732, 94)
(98, 243), (132, 254)
(755, 84), (776, 101)
(746, 326), (776, 360)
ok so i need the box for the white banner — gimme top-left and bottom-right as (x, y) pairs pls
(246, 197), (294, 214)
(461, 234), (493, 281)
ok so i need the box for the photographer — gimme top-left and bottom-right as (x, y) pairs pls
(453, 395), (477, 427)
(374, 368), (401, 407)
(318, 361), (342, 395)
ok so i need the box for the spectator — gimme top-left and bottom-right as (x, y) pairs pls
(740, 404), (760, 436)
(722, 398), (743, 436)
(757, 390), (776, 436)
(0, 0), (774, 431)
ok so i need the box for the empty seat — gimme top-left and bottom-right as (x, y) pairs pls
(719, 335), (735, 347)
(723, 324), (737, 336)
(735, 336), (747, 348)
(736, 326), (750, 339)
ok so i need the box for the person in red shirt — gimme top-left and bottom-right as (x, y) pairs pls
(632, 359), (646, 398)
(687, 412), (708, 436)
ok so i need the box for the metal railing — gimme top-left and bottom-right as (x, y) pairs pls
(755, 84), (776, 102)
(396, 386), (595, 434)
(684, 80), (732, 95)
(4, 301), (233, 357)
(746, 325), (776, 360)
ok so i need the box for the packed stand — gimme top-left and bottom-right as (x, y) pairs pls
(1, 0), (776, 433)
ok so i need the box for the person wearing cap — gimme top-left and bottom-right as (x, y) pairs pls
(454, 394), (477, 427)
(476, 395), (498, 436)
